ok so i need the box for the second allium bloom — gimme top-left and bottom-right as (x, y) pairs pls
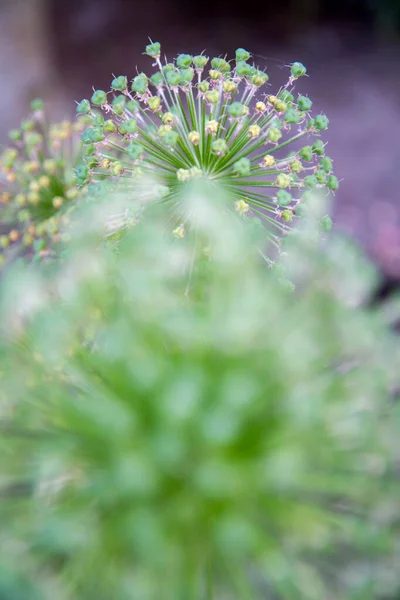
(76, 44), (337, 242)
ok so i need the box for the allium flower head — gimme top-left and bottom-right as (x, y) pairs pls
(77, 44), (338, 247)
(0, 100), (87, 266)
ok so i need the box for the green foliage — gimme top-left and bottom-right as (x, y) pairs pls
(0, 183), (399, 600)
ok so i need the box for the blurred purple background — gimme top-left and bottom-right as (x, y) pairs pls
(1, 0), (400, 280)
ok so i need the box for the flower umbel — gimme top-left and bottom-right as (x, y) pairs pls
(77, 45), (337, 248)
(0, 100), (87, 266)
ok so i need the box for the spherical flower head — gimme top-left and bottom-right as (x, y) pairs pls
(0, 101), (83, 265)
(76, 44), (337, 252)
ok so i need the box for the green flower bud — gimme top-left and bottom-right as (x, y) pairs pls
(83, 143), (96, 156)
(211, 139), (228, 155)
(307, 118), (315, 130)
(290, 159), (303, 173)
(188, 131), (200, 145)
(180, 68), (195, 84)
(276, 173), (291, 188)
(279, 90), (294, 103)
(223, 80), (237, 94)
(165, 70), (182, 87)
(162, 63), (175, 73)
(321, 215), (333, 231)
(314, 114), (329, 130)
(126, 100), (140, 114)
(118, 119), (137, 135)
(320, 156), (333, 173)
(227, 102), (247, 118)
(131, 74), (148, 95)
(235, 48), (251, 61)
(91, 90), (107, 106)
(104, 120), (117, 134)
(127, 142), (144, 160)
(304, 175), (318, 188)
(81, 129), (93, 145)
(111, 75), (127, 91)
(111, 161), (124, 176)
(284, 109), (301, 124)
(209, 69), (222, 81)
(8, 129), (22, 142)
(291, 62), (307, 78)
(276, 190), (293, 206)
(235, 61), (255, 78)
(205, 90), (220, 104)
(268, 127), (282, 143)
(161, 130), (179, 147)
(327, 175), (339, 190)
(295, 202), (308, 218)
(299, 146), (313, 162)
(198, 81), (210, 93)
(312, 140), (325, 155)
(75, 164), (89, 184)
(76, 99), (91, 114)
(281, 209), (293, 222)
(25, 132), (42, 148)
(90, 128), (105, 143)
(252, 70), (269, 87)
(112, 95), (126, 115)
(233, 157), (251, 176)
(145, 42), (161, 58)
(148, 96), (161, 111)
(176, 54), (192, 68)
(30, 98), (44, 111)
(93, 114), (105, 127)
(0, 235), (10, 248)
(150, 72), (164, 87)
(193, 55), (209, 69)
(21, 119), (35, 132)
(211, 57), (231, 73)
(315, 169), (327, 184)
(297, 95), (312, 111)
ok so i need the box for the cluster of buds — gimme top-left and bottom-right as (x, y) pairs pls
(75, 44), (338, 247)
(0, 99), (88, 266)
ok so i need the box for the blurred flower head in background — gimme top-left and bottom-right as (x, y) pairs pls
(0, 182), (398, 600)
